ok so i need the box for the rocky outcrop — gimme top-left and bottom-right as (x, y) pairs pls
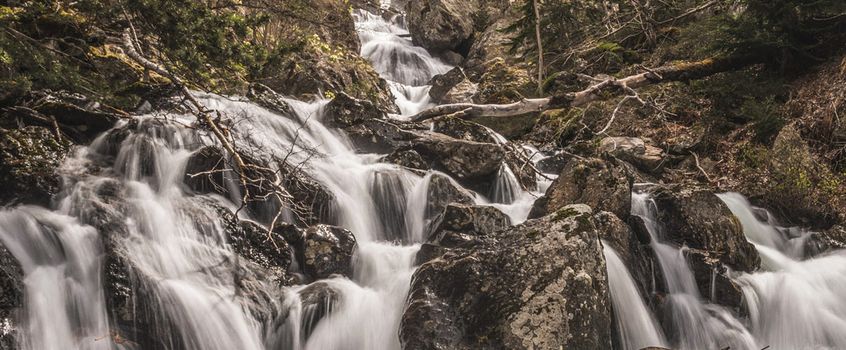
(297, 281), (341, 340)
(685, 249), (744, 310)
(651, 186), (760, 272)
(0, 244), (22, 350)
(599, 137), (665, 173)
(804, 225), (846, 257)
(530, 157), (634, 220)
(401, 205), (612, 350)
(324, 92), (387, 128)
(299, 225), (357, 279)
(406, 0), (478, 54)
(0, 125), (71, 206)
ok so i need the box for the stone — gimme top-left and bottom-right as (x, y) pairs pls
(529, 157), (633, 220)
(247, 83), (296, 116)
(424, 173), (476, 220)
(382, 149), (429, 171)
(0, 126), (71, 206)
(685, 249), (745, 311)
(300, 225), (357, 279)
(804, 225), (846, 257)
(324, 92), (387, 128)
(420, 204), (511, 263)
(428, 67), (467, 103)
(406, 0), (478, 53)
(344, 119), (422, 154)
(412, 132), (505, 185)
(599, 137), (665, 173)
(432, 116), (497, 144)
(297, 281), (340, 340)
(651, 185), (760, 272)
(401, 208), (612, 350)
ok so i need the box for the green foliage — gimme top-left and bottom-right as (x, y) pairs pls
(740, 97), (784, 143)
(125, 0), (270, 89)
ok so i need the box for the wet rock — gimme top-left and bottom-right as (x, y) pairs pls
(218, 210), (295, 286)
(685, 249), (745, 311)
(599, 137), (665, 173)
(345, 119), (422, 154)
(424, 173), (476, 219)
(401, 206), (612, 350)
(324, 92), (387, 128)
(247, 83), (295, 116)
(432, 116), (497, 144)
(412, 132), (505, 185)
(297, 281), (340, 340)
(804, 225), (846, 257)
(300, 225), (357, 279)
(0, 244), (22, 350)
(651, 186), (760, 272)
(406, 0), (478, 53)
(0, 126), (71, 206)
(529, 157), (633, 220)
(382, 149), (429, 171)
(535, 152), (571, 174)
(594, 211), (655, 299)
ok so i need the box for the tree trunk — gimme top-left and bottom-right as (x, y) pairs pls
(410, 55), (758, 122)
(533, 0), (544, 95)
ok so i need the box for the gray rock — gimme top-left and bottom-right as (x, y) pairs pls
(382, 149), (429, 171)
(412, 132), (505, 184)
(406, 0), (478, 53)
(651, 185), (760, 272)
(300, 225), (357, 279)
(401, 207), (612, 350)
(324, 92), (387, 128)
(529, 157), (633, 220)
(599, 137), (665, 173)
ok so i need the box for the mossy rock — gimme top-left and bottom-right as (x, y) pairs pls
(0, 125), (70, 206)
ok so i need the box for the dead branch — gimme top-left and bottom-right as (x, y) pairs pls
(410, 55), (759, 122)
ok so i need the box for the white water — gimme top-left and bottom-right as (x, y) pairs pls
(720, 193), (846, 349)
(354, 9), (451, 116)
(609, 187), (846, 350)
(603, 243), (667, 350)
(628, 187), (757, 350)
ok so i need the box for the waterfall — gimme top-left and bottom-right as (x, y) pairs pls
(0, 208), (111, 350)
(603, 243), (667, 350)
(353, 9), (451, 116)
(630, 186), (757, 350)
(719, 193), (846, 349)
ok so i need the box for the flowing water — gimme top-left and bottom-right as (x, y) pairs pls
(7, 2), (843, 350)
(0, 3), (544, 350)
(610, 186), (846, 350)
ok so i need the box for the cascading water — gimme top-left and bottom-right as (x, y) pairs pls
(602, 243), (666, 350)
(720, 193), (846, 349)
(629, 187), (757, 350)
(353, 9), (451, 116)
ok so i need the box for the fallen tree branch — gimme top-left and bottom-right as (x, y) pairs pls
(410, 55), (759, 122)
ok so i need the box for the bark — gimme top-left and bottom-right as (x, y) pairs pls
(533, 0), (544, 95)
(410, 55), (759, 122)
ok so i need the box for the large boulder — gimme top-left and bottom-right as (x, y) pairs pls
(424, 173), (476, 219)
(401, 205), (612, 350)
(530, 157), (633, 220)
(406, 0), (478, 53)
(651, 186), (760, 272)
(299, 225), (357, 279)
(417, 203), (510, 263)
(412, 132), (505, 185)
(0, 245), (22, 350)
(804, 225), (846, 258)
(428, 68), (477, 105)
